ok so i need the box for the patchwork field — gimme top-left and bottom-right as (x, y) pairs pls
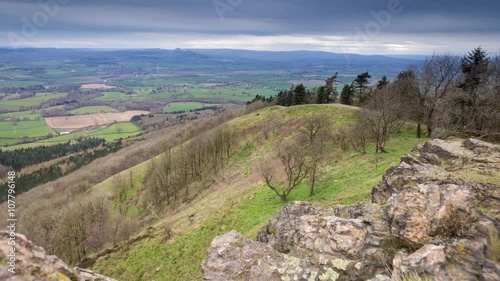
(0, 92), (67, 110)
(45, 111), (149, 129)
(2, 122), (141, 151)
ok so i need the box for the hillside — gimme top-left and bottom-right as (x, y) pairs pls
(202, 138), (500, 280)
(79, 104), (427, 280)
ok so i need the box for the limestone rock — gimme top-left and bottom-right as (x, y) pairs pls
(0, 231), (116, 281)
(202, 139), (500, 281)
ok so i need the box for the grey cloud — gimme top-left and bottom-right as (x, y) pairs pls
(0, 0), (499, 54)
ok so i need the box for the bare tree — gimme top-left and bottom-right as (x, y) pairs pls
(262, 139), (308, 201)
(112, 174), (127, 216)
(415, 54), (461, 138)
(347, 120), (369, 153)
(300, 113), (332, 196)
(394, 69), (424, 138)
(362, 83), (407, 153)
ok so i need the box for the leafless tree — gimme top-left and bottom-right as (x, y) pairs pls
(362, 83), (407, 152)
(347, 120), (369, 153)
(415, 54), (461, 138)
(262, 139), (308, 201)
(112, 174), (127, 216)
(394, 68), (424, 138)
(300, 113), (332, 195)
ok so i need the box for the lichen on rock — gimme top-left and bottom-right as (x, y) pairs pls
(202, 139), (500, 280)
(0, 231), (116, 281)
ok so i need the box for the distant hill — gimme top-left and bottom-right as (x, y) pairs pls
(0, 47), (418, 76)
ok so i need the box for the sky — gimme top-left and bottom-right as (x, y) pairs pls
(0, 0), (499, 55)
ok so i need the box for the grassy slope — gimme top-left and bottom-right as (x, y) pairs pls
(90, 104), (427, 280)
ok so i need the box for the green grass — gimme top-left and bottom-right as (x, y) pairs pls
(96, 92), (129, 101)
(2, 122), (141, 150)
(89, 122), (141, 141)
(163, 102), (212, 113)
(0, 110), (42, 121)
(92, 134), (426, 280)
(69, 106), (119, 114)
(0, 119), (54, 146)
(0, 92), (67, 110)
(91, 105), (428, 281)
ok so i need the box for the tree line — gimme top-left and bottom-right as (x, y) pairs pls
(361, 47), (500, 141)
(251, 47), (500, 141)
(0, 140), (122, 202)
(0, 137), (106, 170)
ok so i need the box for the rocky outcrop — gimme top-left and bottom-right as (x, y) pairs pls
(202, 139), (500, 280)
(0, 231), (116, 281)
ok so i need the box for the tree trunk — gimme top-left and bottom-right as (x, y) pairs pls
(427, 108), (435, 138)
(310, 168), (316, 196)
(417, 121), (422, 138)
(427, 122), (433, 138)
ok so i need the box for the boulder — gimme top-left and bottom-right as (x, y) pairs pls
(0, 231), (116, 281)
(202, 139), (500, 281)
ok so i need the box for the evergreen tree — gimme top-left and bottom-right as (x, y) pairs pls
(460, 47), (489, 91)
(293, 84), (308, 105)
(316, 86), (327, 104)
(456, 47), (490, 131)
(352, 72), (372, 103)
(377, 76), (389, 89)
(325, 72), (339, 103)
(353, 72), (371, 94)
(340, 84), (354, 105)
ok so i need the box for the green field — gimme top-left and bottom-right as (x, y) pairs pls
(0, 92), (67, 110)
(96, 92), (129, 101)
(163, 102), (216, 113)
(0, 119), (54, 146)
(2, 122), (141, 151)
(89, 122), (141, 141)
(0, 110), (42, 121)
(69, 106), (119, 114)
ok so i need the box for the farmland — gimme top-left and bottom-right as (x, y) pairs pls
(0, 48), (415, 152)
(45, 111), (149, 129)
(0, 92), (67, 110)
(163, 102), (214, 113)
(0, 119), (54, 146)
(69, 106), (119, 114)
(96, 92), (128, 101)
(2, 122), (141, 151)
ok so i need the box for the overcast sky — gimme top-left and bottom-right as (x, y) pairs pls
(1, 0), (499, 55)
